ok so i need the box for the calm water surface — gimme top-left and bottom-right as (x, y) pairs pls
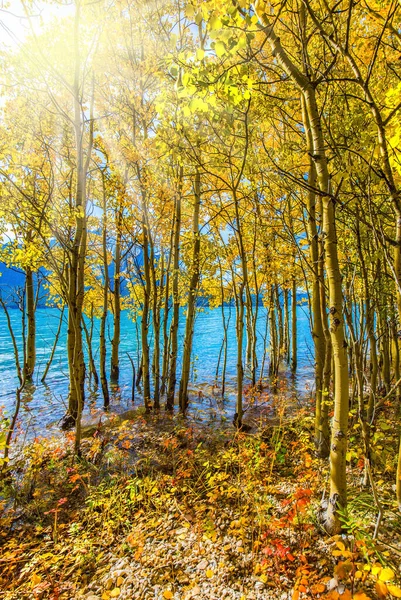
(0, 305), (315, 436)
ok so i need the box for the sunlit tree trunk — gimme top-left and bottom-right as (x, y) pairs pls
(254, 11), (349, 530)
(302, 96), (327, 456)
(304, 84), (349, 532)
(65, 6), (94, 455)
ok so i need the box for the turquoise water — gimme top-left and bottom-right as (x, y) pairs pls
(0, 305), (314, 434)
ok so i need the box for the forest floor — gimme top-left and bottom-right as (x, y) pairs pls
(1, 393), (401, 600)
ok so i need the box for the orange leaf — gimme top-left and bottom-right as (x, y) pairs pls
(311, 583), (326, 593)
(353, 592), (372, 600)
(375, 580), (388, 599)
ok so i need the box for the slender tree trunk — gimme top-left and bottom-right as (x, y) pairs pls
(166, 166), (183, 410)
(255, 6), (349, 531)
(178, 169), (201, 413)
(100, 173), (110, 408)
(291, 275), (297, 373)
(41, 306), (65, 383)
(150, 237), (160, 409)
(110, 206), (122, 382)
(161, 251), (171, 396)
(64, 5), (94, 454)
(82, 312), (98, 387)
(305, 83), (349, 532)
(302, 95), (327, 455)
(269, 286), (279, 379)
(141, 207), (151, 412)
(284, 287), (290, 364)
(25, 266), (36, 381)
(275, 284), (284, 359)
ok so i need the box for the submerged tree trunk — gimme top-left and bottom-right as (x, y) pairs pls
(24, 265), (36, 381)
(291, 275), (297, 373)
(110, 206), (122, 382)
(100, 173), (110, 409)
(141, 206), (151, 412)
(150, 235), (161, 409)
(64, 5), (94, 456)
(161, 250), (171, 397)
(41, 306), (65, 383)
(179, 169), (201, 413)
(284, 287), (290, 365)
(269, 286), (279, 379)
(166, 166), (183, 411)
(82, 311), (98, 387)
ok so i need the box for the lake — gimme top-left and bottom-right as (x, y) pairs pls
(0, 304), (315, 436)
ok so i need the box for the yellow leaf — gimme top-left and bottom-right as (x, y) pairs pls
(260, 574), (268, 583)
(387, 584), (401, 598)
(102, 593), (110, 600)
(206, 569), (214, 578)
(110, 589), (120, 598)
(215, 41), (225, 57)
(116, 576), (124, 586)
(163, 592), (173, 600)
(380, 568), (395, 582)
(31, 573), (41, 587)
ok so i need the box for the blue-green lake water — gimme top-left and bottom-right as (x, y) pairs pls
(0, 305), (314, 435)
